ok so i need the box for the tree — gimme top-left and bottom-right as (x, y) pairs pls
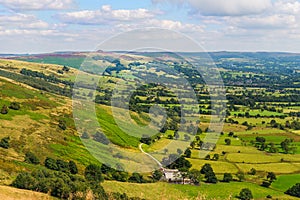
(223, 173), (233, 182)
(44, 157), (58, 170)
(174, 131), (180, 140)
(129, 172), (144, 183)
(212, 154), (219, 161)
(239, 188), (253, 200)
(24, 152), (40, 164)
(188, 169), (201, 185)
(236, 171), (245, 182)
(56, 159), (69, 172)
(152, 170), (163, 181)
(11, 172), (37, 190)
(184, 148), (191, 158)
(177, 148), (183, 155)
(1, 105), (8, 114)
(69, 161), (78, 174)
(267, 172), (276, 182)
(249, 168), (256, 175)
(93, 131), (109, 145)
(228, 132), (234, 137)
(285, 183), (300, 198)
(225, 138), (231, 145)
(200, 163), (217, 183)
(0, 137), (10, 149)
(204, 155), (210, 160)
(85, 164), (104, 183)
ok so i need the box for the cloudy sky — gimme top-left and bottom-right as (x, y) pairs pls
(1, 0), (300, 53)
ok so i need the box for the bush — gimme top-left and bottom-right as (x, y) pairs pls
(223, 173), (233, 182)
(69, 161), (78, 174)
(9, 102), (20, 110)
(44, 157), (58, 170)
(285, 183), (300, 198)
(1, 105), (8, 114)
(25, 152), (40, 164)
(11, 172), (37, 190)
(261, 181), (271, 188)
(0, 137), (10, 149)
(85, 164), (104, 183)
(239, 188), (253, 200)
(58, 119), (67, 130)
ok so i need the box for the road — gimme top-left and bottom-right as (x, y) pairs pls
(139, 143), (163, 168)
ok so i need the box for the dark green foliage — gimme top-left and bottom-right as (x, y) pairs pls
(212, 154), (219, 161)
(188, 169), (201, 185)
(163, 155), (192, 171)
(11, 172), (37, 190)
(285, 183), (300, 198)
(44, 157), (58, 170)
(225, 138), (231, 145)
(200, 163), (217, 183)
(24, 152), (40, 164)
(56, 159), (69, 172)
(9, 102), (20, 110)
(58, 119), (67, 130)
(239, 188), (253, 200)
(11, 169), (107, 199)
(223, 173), (233, 182)
(248, 168), (256, 175)
(128, 172), (145, 183)
(93, 131), (110, 145)
(236, 171), (245, 182)
(85, 164), (104, 183)
(266, 172), (276, 182)
(261, 181), (271, 188)
(69, 161), (78, 174)
(140, 134), (152, 145)
(152, 170), (163, 181)
(0, 137), (10, 149)
(184, 148), (191, 158)
(1, 105), (8, 114)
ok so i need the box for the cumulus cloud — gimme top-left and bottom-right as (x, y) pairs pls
(57, 5), (156, 25)
(0, 0), (74, 10)
(153, 0), (272, 16)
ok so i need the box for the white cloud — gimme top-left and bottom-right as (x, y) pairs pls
(57, 5), (156, 25)
(0, 13), (49, 29)
(231, 15), (297, 29)
(0, 0), (74, 10)
(153, 0), (272, 16)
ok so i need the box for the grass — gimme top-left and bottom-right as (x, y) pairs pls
(0, 186), (56, 200)
(102, 181), (296, 200)
(272, 173), (300, 192)
(236, 163), (300, 174)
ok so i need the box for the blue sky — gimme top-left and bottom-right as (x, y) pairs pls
(0, 0), (300, 53)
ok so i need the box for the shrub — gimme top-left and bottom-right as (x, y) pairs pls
(85, 164), (103, 183)
(239, 188), (253, 200)
(285, 183), (300, 198)
(24, 152), (40, 164)
(0, 137), (10, 149)
(11, 172), (37, 190)
(9, 102), (20, 110)
(69, 161), (78, 174)
(44, 157), (58, 170)
(0, 105), (8, 114)
(223, 173), (233, 182)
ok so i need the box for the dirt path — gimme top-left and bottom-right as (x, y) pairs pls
(139, 143), (163, 168)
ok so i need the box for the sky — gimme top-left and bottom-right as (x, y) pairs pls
(1, 0), (300, 53)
